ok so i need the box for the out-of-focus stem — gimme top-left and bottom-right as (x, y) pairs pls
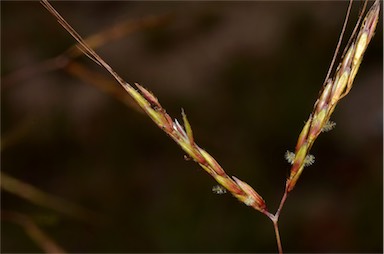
(0, 171), (103, 224)
(2, 13), (172, 87)
(2, 210), (66, 253)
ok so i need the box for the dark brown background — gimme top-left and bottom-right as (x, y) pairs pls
(1, 1), (382, 252)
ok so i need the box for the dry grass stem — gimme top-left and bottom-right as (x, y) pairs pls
(2, 13), (171, 87)
(1, 210), (66, 253)
(0, 172), (103, 224)
(1, 118), (36, 151)
(64, 62), (143, 112)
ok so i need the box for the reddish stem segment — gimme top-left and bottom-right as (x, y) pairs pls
(273, 220), (283, 254)
(269, 190), (288, 254)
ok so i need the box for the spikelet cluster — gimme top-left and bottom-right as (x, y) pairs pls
(131, 83), (267, 212)
(40, 0), (268, 213)
(286, 1), (380, 192)
(41, 0), (379, 215)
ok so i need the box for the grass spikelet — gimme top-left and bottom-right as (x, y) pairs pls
(232, 176), (266, 211)
(181, 109), (194, 145)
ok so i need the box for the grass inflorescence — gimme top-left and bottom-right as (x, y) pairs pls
(39, 0), (380, 252)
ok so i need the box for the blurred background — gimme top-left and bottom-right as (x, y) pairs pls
(1, 1), (382, 253)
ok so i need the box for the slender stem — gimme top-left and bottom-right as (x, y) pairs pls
(263, 189), (289, 253)
(262, 210), (275, 221)
(273, 220), (283, 254)
(271, 189), (288, 254)
(275, 190), (288, 219)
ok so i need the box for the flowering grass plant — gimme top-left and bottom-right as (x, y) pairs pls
(40, 0), (380, 252)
